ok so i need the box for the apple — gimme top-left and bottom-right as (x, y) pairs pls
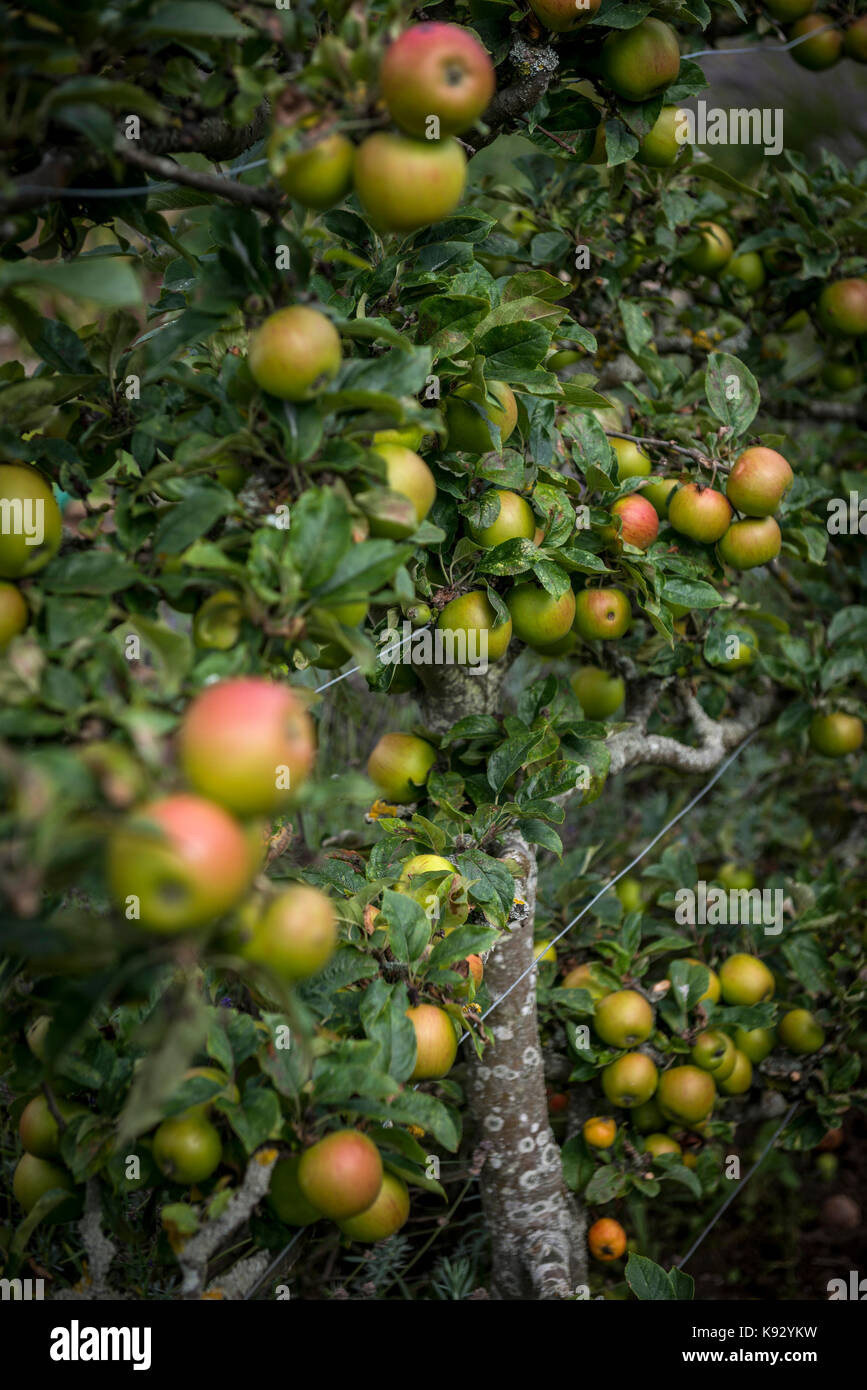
(530, 0), (601, 32)
(297, 1130), (383, 1221)
(733, 1025), (776, 1063)
(636, 106), (685, 167)
(446, 380), (518, 453)
(600, 18), (681, 103)
(153, 1113), (223, 1185)
(106, 795), (253, 933)
(616, 877), (644, 913)
(789, 15), (843, 70)
(532, 938), (557, 964)
(580, 1117), (616, 1153)
(683, 958), (720, 1004)
(844, 15), (867, 60)
(717, 1049), (753, 1096)
(765, 0), (814, 18)
(248, 305), (342, 401)
(12, 1153), (79, 1218)
(717, 516), (782, 569)
(657, 1065), (716, 1124)
(269, 1155), (322, 1226)
(600, 1053), (658, 1108)
(718, 863), (756, 892)
(26, 1015), (52, 1060)
(313, 598), (369, 628)
(642, 477), (678, 516)
(708, 622), (758, 670)
(467, 489), (535, 547)
(534, 631), (578, 658)
(367, 732), (437, 803)
(668, 483), (732, 543)
(726, 447), (793, 516)
(18, 1094), (85, 1158)
(380, 24), (495, 137)
(192, 589), (244, 651)
(507, 581), (576, 648)
(241, 884), (337, 981)
(354, 133), (466, 233)
(406, 1003), (458, 1080)
(0, 581), (27, 648)
(338, 1170), (411, 1242)
(719, 953), (775, 1005)
(604, 494), (659, 551)
(684, 222), (733, 275)
(643, 1132), (682, 1158)
(179, 678), (316, 816)
(571, 666), (625, 719)
(723, 252), (766, 293)
(609, 437), (651, 481)
(594, 990), (654, 1047)
(691, 1030), (736, 1079)
(368, 442), (437, 538)
(396, 853), (468, 930)
(808, 712), (864, 756)
(573, 588), (631, 640)
(821, 360), (862, 391)
(778, 1008), (825, 1054)
(632, 1097), (664, 1132)
(561, 962), (610, 999)
(436, 590), (513, 662)
(0, 464), (62, 578)
(588, 1216), (627, 1263)
(267, 124), (354, 210)
(816, 278), (867, 336)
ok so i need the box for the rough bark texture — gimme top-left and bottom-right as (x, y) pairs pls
(467, 830), (587, 1299)
(416, 645), (512, 737)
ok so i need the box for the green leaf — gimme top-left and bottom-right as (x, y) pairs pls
(152, 483), (232, 555)
(0, 256), (142, 308)
(625, 1252), (676, 1300)
(705, 352), (760, 438)
(137, 1), (250, 38)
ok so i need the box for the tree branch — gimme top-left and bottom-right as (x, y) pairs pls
(607, 680), (779, 777)
(176, 1147), (279, 1298)
(480, 37), (559, 135)
(117, 143), (281, 212)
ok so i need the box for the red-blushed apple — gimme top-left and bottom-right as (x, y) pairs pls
(530, 0), (601, 33)
(668, 483), (732, 542)
(816, 278), (867, 336)
(588, 1216), (627, 1262)
(240, 883), (337, 981)
(0, 464), (62, 578)
(297, 1129), (383, 1220)
(248, 305), (342, 401)
(338, 1170), (411, 1242)
(604, 494), (659, 551)
(354, 133), (466, 233)
(717, 516), (782, 569)
(106, 794), (253, 933)
(726, 447), (793, 516)
(583, 1116), (617, 1148)
(179, 677), (316, 816)
(406, 1003), (459, 1080)
(367, 732), (437, 804)
(573, 588), (631, 640)
(380, 24), (495, 137)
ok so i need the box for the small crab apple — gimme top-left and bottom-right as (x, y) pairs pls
(588, 1217), (627, 1262)
(583, 1116), (617, 1148)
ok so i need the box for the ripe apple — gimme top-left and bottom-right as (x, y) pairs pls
(446, 380), (518, 453)
(604, 494), (659, 551)
(808, 712), (864, 756)
(269, 1155), (322, 1226)
(106, 794), (253, 933)
(406, 1003), (458, 1080)
(467, 489), (535, 547)
(530, 0), (601, 32)
(719, 953), (775, 1005)
(636, 106), (685, 167)
(338, 1170), (410, 1242)
(241, 884), (337, 981)
(367, 732), (437, 804)
(668, 483), (732, 543)
(691, 1030), (736, 1079)
(267, 124), (354, 209)
(0, 581), (27, 648)
(631, 1097), (664, 1133)
(396, 853), (468, 930)
(601, 1053), (658, 1108)
(764, 0), (814, 18)
(583, 1116), (617, 1148)
(726, 447), (793, 516)
(717, 1049), (753, 1096)
(561, 962), (611, 999)
(723, 251), (766, 293)
(368, 442), (437, 538)
(609, 436), (651, 480)
(600, 18), (681, 103)
(248, 305), (342, 401)
(571, 666), (625, 719)
(436, 590), (513, 662)
(657, 1065), (716, 1124)
(684, 221), (733, 275)
(179, 678), (315, 816)
(354, 133), (466, 233)
(789, 15), (843, 70)
(12, 1153), (79, 1218)
(816, 278), (867, 336)
(507, 582), (576, 648)
(717, 516), (782, 569)
(588, 1216), (627, 1262)
(297, 1130), (383, 1221)
(19, 1095), (85, 1158)
(573, 588), (631, 640)
(594, 990), (654, 1047)
(153, 1113), (222, 1185)
(643, 1132), (682, 1158)
(778, 1008), (825, 1054)
(0, 464), (62, 578)
(844, 15), (867, 60)
(380, 24), (495, 137)
(683, 958), (721, 1004)
(733, 1025), (776, 1063)
(642, 477), (678, 516)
